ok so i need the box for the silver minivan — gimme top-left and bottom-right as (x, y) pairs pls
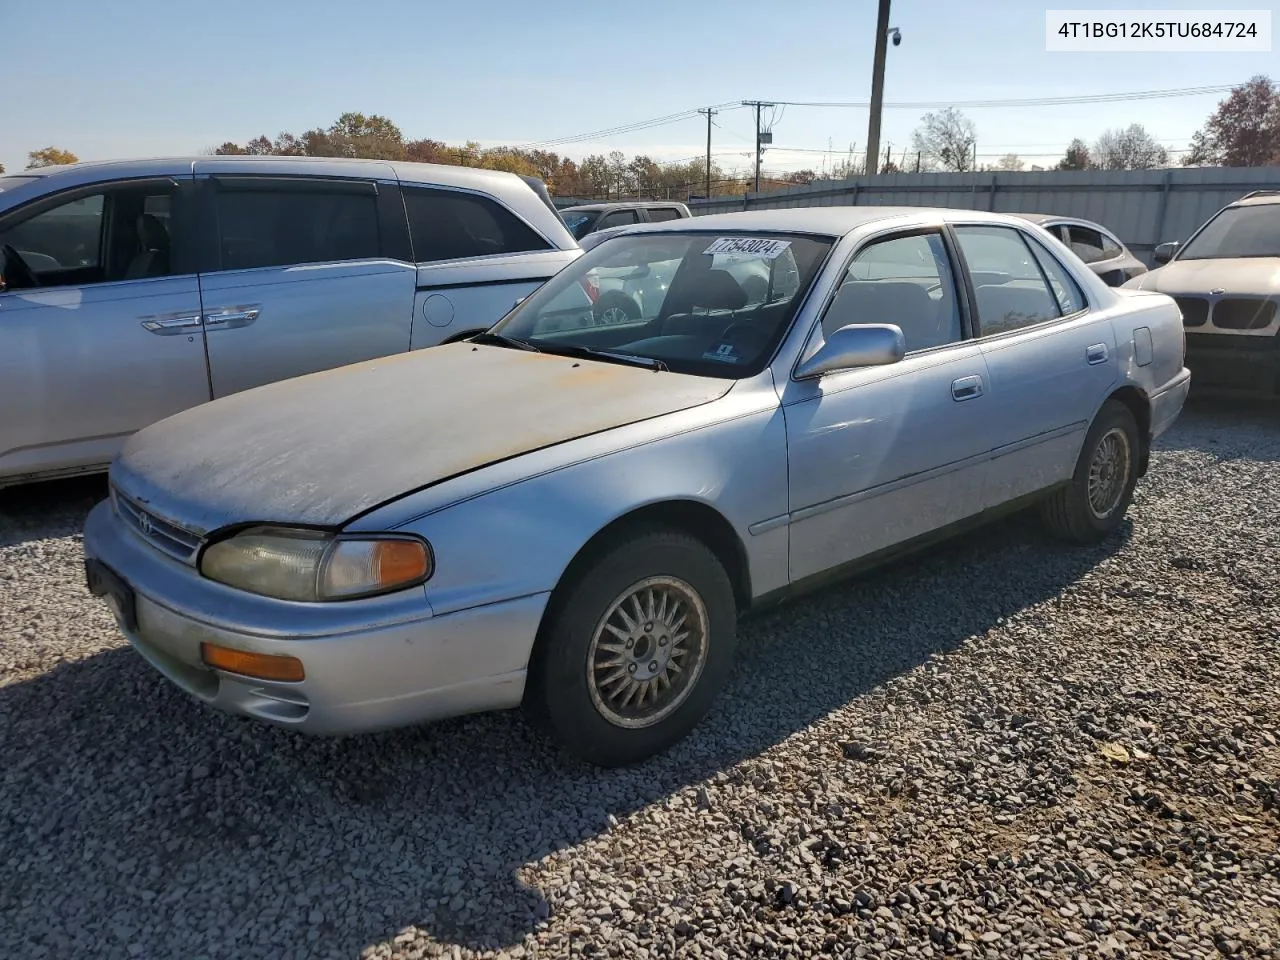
(0, 157), (580, 487)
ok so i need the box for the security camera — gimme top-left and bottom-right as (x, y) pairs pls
(889, 27), (902, 46)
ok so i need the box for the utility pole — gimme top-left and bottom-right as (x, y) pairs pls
(864, 0), (892, 177)
(698, 107), (717, 198)
(742, 100), (774, 192)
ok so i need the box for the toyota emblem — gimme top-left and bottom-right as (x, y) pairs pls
(138, 513), (153, 537)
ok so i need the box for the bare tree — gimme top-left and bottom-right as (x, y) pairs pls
(989, 153), (1024, 171)
(1092, 124), (1169, 170)
(911, 108), (977, 172)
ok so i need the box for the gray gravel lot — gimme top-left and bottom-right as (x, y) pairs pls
(1, 399), (1278, 960)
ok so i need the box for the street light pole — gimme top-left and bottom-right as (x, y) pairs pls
(864, 0), (892, 177)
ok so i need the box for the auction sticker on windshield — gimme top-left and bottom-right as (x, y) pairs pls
(703, 237), (792, 259)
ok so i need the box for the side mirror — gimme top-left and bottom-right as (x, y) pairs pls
(1153, 241), (1180, 265)
(795, 323), (905, 380)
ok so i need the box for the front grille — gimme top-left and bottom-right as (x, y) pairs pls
(112, 487), (203, 565)
(1213, 297), (1277, 331)
(1173, 296), (1209, 327)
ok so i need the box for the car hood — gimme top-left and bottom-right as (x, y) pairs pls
(112, 344), (732, 535)
(1133, 257), (1280, 297)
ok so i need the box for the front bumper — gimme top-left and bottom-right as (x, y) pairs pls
(1184, 333), (1280, 397)
(82, 499), (549, 735)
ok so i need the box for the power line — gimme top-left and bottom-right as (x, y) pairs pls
(521, 102), (744, 148)
(771, 83), (1237, 110)
(515, 83), (1238, 154)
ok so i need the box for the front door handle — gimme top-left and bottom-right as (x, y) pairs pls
(204, 308), (260, 330)
(1086, 342), (1109, 364)
(952, 374), (984, 401)
(140, 314), (203, 335)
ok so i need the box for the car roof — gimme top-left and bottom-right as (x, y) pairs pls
(2, 155), (541, 193)
(599, 205), (1045, 239)
(1232, 191), (1280, 207)
(560, 201), (688, 213)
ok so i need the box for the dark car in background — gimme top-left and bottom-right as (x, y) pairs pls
(559, 201), (691, 241)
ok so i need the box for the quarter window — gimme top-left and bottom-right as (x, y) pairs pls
(821, 232), (963, 351)
(214, 184), (380, 270)
(403, 186), (551, 262)
(955, 226), (1072, 336)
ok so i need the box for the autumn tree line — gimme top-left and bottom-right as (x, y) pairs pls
(9, 75), (1280, 195)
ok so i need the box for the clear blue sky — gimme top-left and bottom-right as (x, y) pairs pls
(3, 0), (1275, 176)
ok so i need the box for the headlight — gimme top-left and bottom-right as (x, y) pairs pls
(199, 526), (432, 602)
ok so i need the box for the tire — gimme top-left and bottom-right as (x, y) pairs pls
(1040, 399), (1140, 543)
(593, 292), (639, 326)
(525, 528), (737, 767)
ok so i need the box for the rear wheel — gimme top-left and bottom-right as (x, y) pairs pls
(1040, 399), (1140, 543)
(525, 528), (737, 767)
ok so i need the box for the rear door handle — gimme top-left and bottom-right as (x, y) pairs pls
(1086, 342), (1109, 364)
(140, 314), (202, 335)
(204, 308), (260, 330)
(952, 374), (984, 401)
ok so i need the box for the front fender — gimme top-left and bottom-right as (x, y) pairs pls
(362, 404), (791, 619)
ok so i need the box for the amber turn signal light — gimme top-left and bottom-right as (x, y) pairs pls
(201, 642), (305, 682)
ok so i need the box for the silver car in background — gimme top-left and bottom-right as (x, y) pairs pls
(0, 158), (579, 488)
(83, 207), (1189, 767)
(1012, 214), (1147, 287)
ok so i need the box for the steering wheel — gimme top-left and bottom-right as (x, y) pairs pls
(1, 245), (40, 288)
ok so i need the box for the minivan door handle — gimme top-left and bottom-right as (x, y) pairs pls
(140, 314), (203, 334)
(203, 308), (260, 330)
(1086, 342), (1109, 364)
(952, 374), (984, 401)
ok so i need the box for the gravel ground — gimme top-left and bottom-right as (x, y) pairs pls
(2, 398), (1278, 960)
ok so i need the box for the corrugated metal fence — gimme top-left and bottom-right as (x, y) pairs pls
(685, 167), (1280, 266)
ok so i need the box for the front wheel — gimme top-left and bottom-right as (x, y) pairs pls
(593, 291), (640, 326)
(1040, 399), (1140, 543)
(525, 528), (737, 767)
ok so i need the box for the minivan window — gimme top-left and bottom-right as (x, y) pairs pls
(1178, 204), (1280, 260)
(214, 185), (380, 270)
(0, 195), (105, 274)
(598, 210), (641, 230)
(561, 210), (598, 239)
(403, 186), (551, 262)
(0, 181), (183, 287)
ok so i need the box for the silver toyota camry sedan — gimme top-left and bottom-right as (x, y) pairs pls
(83, 207), (1191, 766)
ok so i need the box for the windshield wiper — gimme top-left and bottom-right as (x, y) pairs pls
(469, 332), (541, 352)
(539, 343), (668, 372)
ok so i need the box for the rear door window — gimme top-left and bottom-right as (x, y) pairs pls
(955, 225), (1069, 336)
(597, 210), (641, 230)
(646, 207), (684, 223)
(403, 186), (551, 262)
(213, 183), (381, 270)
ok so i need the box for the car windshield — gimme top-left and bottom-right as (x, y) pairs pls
(560, 211), (598, 239)
(0, 177), (40, 194)
(1179, 204), (1280, 260)
(490, 231), (833, 378)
